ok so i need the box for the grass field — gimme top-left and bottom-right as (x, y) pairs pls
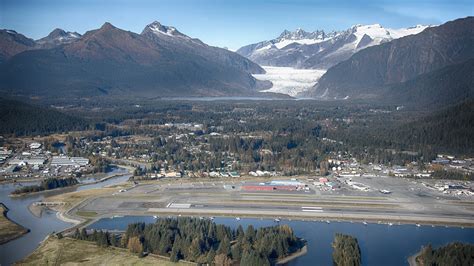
(44, 187), (122, 212)
(75, 211), (98, 218)
(17, 237), (191, 266)
(0, 203), (29, 245)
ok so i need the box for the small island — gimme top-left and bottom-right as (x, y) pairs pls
(0, 203), (30, 245)
(11, 177), (79, 195)
(332, 233), (361, 266)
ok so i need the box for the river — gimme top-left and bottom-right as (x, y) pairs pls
(88, 216), (474, 266)
(0, 167), (131, 265)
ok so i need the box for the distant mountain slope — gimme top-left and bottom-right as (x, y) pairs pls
(0, 30), (36, 63)
(385, 59), (474, 108)
(308, 17), (474, 101)
(0, 22), (265, 98)
(395, 100), (474, 154)
(326, 100), (474, 156)
(0, 98), (88, 136)
(0, 28), (81, 61)
(237, 24), (428, 69)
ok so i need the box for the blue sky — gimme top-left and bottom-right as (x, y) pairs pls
(1, 0), (472, 50)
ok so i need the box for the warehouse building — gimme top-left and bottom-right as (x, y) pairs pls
(51, 156), (89, 167)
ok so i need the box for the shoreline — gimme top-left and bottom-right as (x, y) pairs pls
(408, 250), (421, 266)
(0, 203), (30, 245)
(61, 210), (474, 237)
(277, 244), (308, 265)
(9, 172), (129, 198)
(143, 208), (474, 228)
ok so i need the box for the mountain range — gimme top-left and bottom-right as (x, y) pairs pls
(306, 16), (474, 108)
(0, 22), (266, 98)
(0, 17), (472, 108)
(237, 24), (428, 69)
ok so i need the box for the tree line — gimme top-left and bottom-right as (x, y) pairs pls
(12, 177), (78, 195)
(416, 242), (474, 266)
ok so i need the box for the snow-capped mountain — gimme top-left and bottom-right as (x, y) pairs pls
(144, 21), (190, 39)
(141, 21), (264, 74)
(36, 28), (81, 48)
(305, 17), (474, 106)
(237, 24), (429, 69)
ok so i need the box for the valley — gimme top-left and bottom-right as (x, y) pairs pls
(0, 3), (473, 265)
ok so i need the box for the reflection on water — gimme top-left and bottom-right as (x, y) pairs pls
(0, 167), (130, 265)
(89, 216), (474, 266)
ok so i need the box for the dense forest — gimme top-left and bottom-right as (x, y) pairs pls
(416, 242), (474, 266)
(430, 169), (473, 181)
(72, 217), (305, 265)
(11, 177), (78, 195)
(0, 97), (89, 136)
(332, 233), (361, 266)
(327, 100), (474, 161)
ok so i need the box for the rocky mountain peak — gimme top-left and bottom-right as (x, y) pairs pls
(142, 21), (186, 38)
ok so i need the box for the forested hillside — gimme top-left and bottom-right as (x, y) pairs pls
(327, 100), (474, 158)
(0, 98), (89, 136)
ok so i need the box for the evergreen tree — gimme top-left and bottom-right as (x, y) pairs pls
(241, 249), (270, 266)
(217, 236), (231, 257)
(206, 249), (216, 264)
(170, 242), (181, 262)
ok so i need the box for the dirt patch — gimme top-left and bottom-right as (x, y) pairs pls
(17, 236), (192, 266)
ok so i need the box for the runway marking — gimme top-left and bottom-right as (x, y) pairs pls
(168, 203), (191, 209)
(301, 206), (323, 209)
(301, 206), (323, 212)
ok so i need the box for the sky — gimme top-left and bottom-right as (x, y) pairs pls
(1, 0), (472, 50)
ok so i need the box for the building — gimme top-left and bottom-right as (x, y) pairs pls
(51, 156), (89, 167)
(24, 157), (46, 165)
(229, 171), (240, 178)
(164, 171), (181, 178)
(242, 185), (301, 191)
(269, 180), (305, 187)
(71, 157), (89, 166)
(319, 177), (328, 183)
(29, 142), (42, 149)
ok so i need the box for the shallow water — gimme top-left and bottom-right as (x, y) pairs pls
(0, 167), (130, 265)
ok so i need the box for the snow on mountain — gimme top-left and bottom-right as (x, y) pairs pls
(351, 23), (429, 48)
(36, 28), (81, 48)
(272, 28), (335, 49)
(145, 21), (191, 39)
(387, 25), (429, 38)
(237, 24), (430, 69)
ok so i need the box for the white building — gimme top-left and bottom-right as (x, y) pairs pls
(29, 142), (42, 149)
(51, 156), (89, 167)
